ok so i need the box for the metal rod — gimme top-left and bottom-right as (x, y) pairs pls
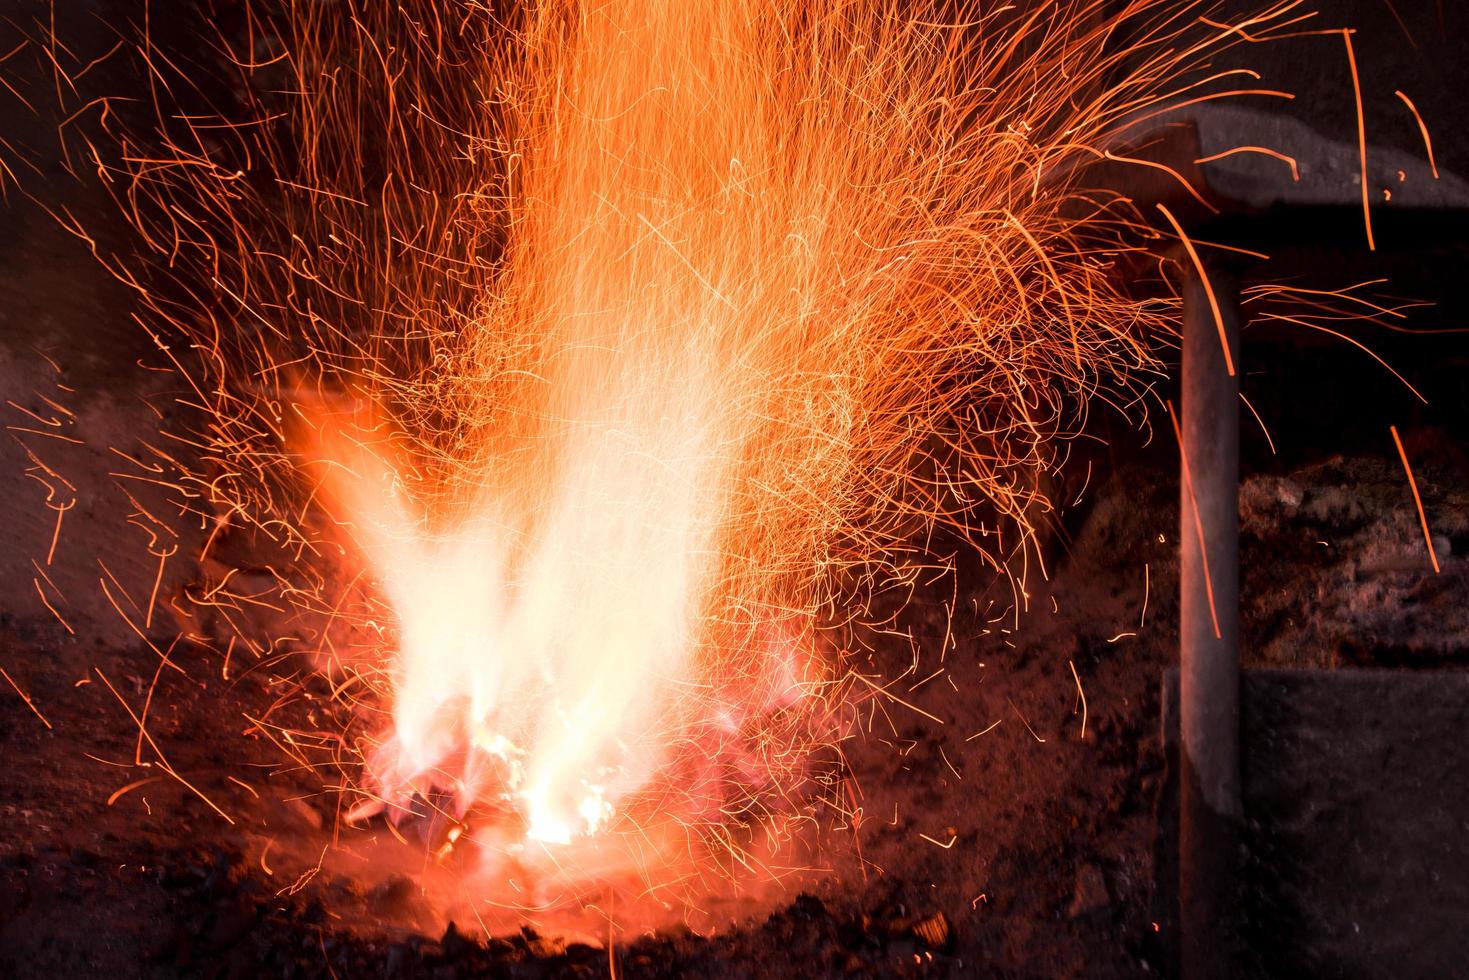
(1179, 259), (1243, 980)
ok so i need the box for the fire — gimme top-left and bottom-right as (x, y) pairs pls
(6, 0), (1378, 919)
(313, 389), (806, 852)
(303, 0), (1166, 861)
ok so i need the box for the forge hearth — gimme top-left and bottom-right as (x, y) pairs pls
(5, 443), (1466, 977)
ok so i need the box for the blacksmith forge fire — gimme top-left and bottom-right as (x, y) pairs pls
(2, 0), (1465, 976)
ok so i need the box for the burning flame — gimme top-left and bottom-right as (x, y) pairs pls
(308, 0), (1170, 856)
(315, 379), (798, 849)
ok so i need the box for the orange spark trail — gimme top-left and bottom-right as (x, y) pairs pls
(1158, 203), (1236, 378)
(1394, 90), (1440, 179)
(1390, 425), (1441, 575)
(1342, 29), (1375, 251)
(0, 665), (52, 729)
(1194, 146), (1300, 181)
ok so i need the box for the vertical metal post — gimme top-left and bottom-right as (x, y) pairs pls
(1179, 260), (1243, 979)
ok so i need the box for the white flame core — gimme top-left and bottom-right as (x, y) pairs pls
(326, 345), (740, 843)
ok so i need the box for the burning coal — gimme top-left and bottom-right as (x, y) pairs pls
(5, 0), (1372, 920)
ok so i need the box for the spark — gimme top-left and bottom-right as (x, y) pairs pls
(31, 573), (74, 636)
(1007, 698), (1046, 744)
(1157, 203), (1235, 378)
(45, 496), (73, 565)
(1390, 425), (1441, 574)
(854, 673), (946, 726)
(918, 832), (957, 849)
(1140, 562), (1151, 629)
(107, 776), (162, 806)
(279, 844), (328, 898)
(0, 666), (52, 729)
(965, 719), (1003, 742)
(94, 668), (236, 825)
(938, 744), (962, 782)
(1240, 390), (1278, 455)
(1394, 90), (1440, 179)
(1195, 145), (1300, 181)
(1246, 315), (1426, 402)
(1068, 659), (1088, 740)
(227, 775), (261, 798)
(1341, 29), (1374, 250)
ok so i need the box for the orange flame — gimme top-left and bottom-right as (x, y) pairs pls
(299, 0), (1177, 866)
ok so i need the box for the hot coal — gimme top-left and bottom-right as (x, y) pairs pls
(87, 846), (961, 979)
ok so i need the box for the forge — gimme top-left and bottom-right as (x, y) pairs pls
(1, 1), (1467, 977)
